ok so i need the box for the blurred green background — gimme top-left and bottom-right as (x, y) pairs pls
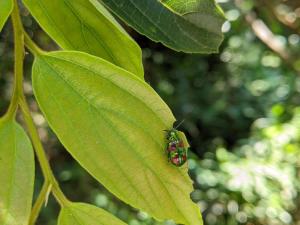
(1, 0), (300, 224)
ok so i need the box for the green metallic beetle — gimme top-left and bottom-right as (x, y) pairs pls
(165, 121), (188, 167)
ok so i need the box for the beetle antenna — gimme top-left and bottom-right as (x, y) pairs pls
(174, 119), (185, 129)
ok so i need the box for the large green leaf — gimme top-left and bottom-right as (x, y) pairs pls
(96, 0), (225, 53)
(0, 118), (34, 225)
(0, 0), (13, 32)
(32, 51), (203, 225)
(22, 0), (144, 78)
(58, 202), (128, 225)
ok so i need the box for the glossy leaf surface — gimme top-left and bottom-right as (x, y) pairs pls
(32, 51), (202, 225)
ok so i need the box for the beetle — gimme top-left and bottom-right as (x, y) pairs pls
(165, 121), (188, 167)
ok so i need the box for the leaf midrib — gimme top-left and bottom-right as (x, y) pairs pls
(63, 0), (118, 64)
(35, 62), (126, 201)
(39, 57), (167, 216)
(43, 53), (170, 127)
(37, 55), (191, 223)
(37, 60), (156, 211)
(35, 0), (76, 49)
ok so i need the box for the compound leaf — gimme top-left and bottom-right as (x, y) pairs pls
(58, 202), (128, 225)
(32, 51), (203, 225)
(97, 0), (225, 53)
(0, 118), (34, 225)
(22, 0), (144, 78)
(0, 0), (13, 32)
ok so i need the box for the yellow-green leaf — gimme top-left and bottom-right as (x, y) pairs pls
(0, 118), (34, 225)
(58, 202), (127, 225)
(0, 0), (13, 32)
(32, 51), (203, 225)
(22, 0), (144, 78)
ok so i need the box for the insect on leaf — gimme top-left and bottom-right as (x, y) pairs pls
(58, 202), (128, 225)
(22, 0), (144, 78)
(96, 0), (225, 53)
(32, 50), (203, 225)
(0, 0), (13, 32)
(0, 117), (35, 225)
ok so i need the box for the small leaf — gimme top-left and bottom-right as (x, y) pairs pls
(0, 118), (35, 225)
(97, 0), (225, 53)
(22, 0), (144, 78)
(32, 51), (203, 225)
(0, 0), (13, 32)
(58, 202), (127, 225)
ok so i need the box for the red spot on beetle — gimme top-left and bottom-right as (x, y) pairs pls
(168, 143), (177, 151)
(171, 156), (180, 165)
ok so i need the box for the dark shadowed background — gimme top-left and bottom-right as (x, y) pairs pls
(1, 0), (300, 224)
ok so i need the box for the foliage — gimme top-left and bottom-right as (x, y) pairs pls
(97, 0), (225, 53)
(23, 0), (144, 76)
(191, 107), (300, 225)
(0, 117), (34, 225)
(0, 0), (225, 225)
(0, 0), (13, 31)
(58, 203), (128, 225)
(32, 51), (201, 224)
(1, 0), (300, 225)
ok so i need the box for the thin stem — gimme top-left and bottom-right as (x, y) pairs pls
(24, 32), (45, 56)
(5, 0), (24, 119)
(20, 99), (50, 177)
(11, 0), (70, 209)
(19, 97), (70, 206)
(29, 181), (51, 225)
(5, 90), (18, 120)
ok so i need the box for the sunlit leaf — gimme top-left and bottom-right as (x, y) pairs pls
(32, 51), (203, 225)
(96, 0), (225, 53)
(0, 118), (34, 225)
(58, 202), (127, 225)
(0, 0), (13, 31)
(22, 0), (144, 78)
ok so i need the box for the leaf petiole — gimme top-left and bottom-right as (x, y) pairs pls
(24, 31), (45, 56)
(29, 181), (51, 225)
(19, 97), (70, 207)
